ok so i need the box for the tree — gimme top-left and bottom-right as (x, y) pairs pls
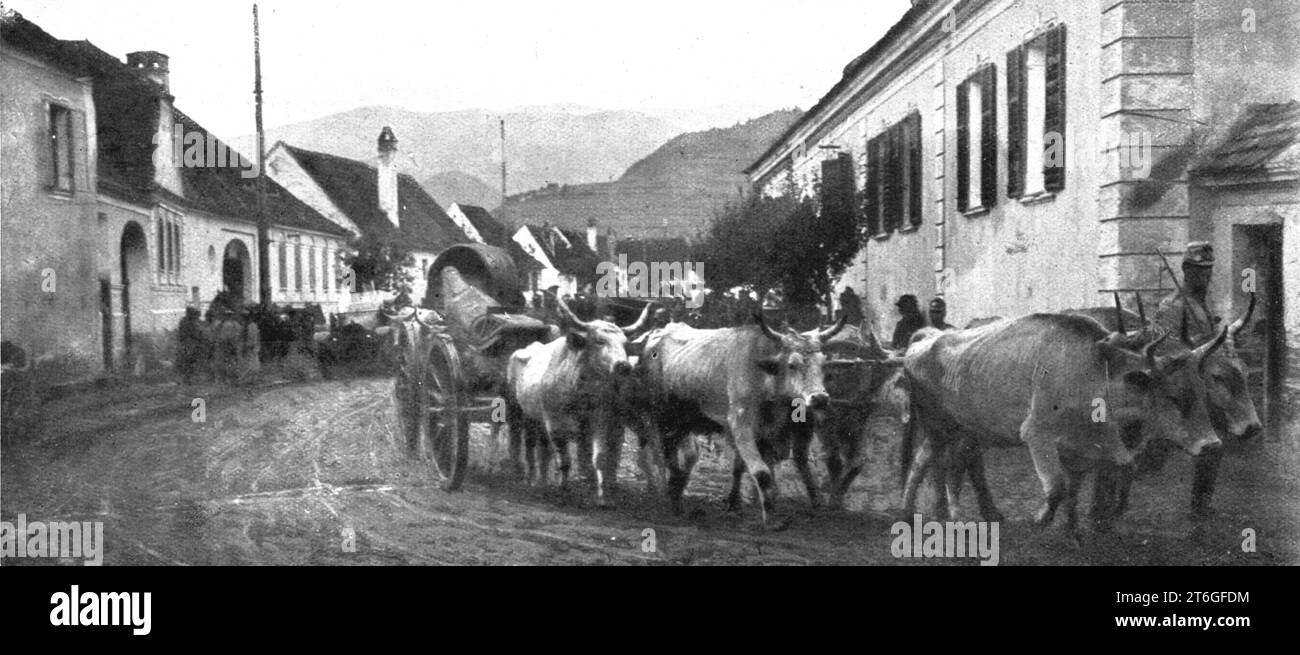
(338, 234), (415, 294)
(698, 184), (860, 320)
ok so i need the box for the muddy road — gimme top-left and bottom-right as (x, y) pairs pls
(3, 375), (1297, 566)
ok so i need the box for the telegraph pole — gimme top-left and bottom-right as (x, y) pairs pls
(499, 117), (507, 224)
(254, 4), (271, 308)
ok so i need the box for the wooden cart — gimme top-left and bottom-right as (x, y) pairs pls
(387, 244), (553, 490)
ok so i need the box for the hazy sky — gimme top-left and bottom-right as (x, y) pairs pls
(13, 0), (911, 138)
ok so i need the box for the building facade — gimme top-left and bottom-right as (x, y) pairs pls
(747, 0), (1299, 335)
(2, 15), (352, 384)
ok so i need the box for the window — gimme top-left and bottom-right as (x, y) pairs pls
(864, 112), (923, 236)
(308, 246), (317, 292)
(155, 208), (182, 281)
(293, 240), (303, 292)
(323, 249), (331, 294)
(48, 104), (74, 192)
(1008, 24), (1067, 199)
(820, 153), (856, 228)
(957, 64), (998, 212)
(278, 240), (288, 290)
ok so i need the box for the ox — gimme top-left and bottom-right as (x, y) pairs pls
(900, 313), (1226, 532)
(505, 297), (651, 506)
(626, 313), (845, 526)
(1066, 293), (1260, 520)
(787, 324), (907, 510)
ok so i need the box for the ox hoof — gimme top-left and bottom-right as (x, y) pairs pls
(1190, 503), (1216, 521)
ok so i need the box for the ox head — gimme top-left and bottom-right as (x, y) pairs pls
(557, 296), (653, 378)
(1180, 294), (1262, 440)
(1103, 327), (1227, 458)
(753, 312), (846, 411)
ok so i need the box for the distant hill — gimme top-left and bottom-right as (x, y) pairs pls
(235, 105), (683, 198)
(501, 109), (802, 240)
(421, 170), (501, 210)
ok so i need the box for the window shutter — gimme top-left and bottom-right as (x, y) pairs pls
(865, 135), (881, 236)
(980, 65), (998, 209)
(908, 113), (923, 228)
(38, 102), (55, 188)
(885, 124), (902, 233)
(71, 109), (88, 192)
(1044, 24), (1067, 192)
(956, 81), (969, 212)
(1006, 46), (1026, 199)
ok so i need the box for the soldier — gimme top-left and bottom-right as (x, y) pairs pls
(1155, 241), (1218, 339)
(927, 297), (954, 331)
(176, 306), (210, 384)
(838, 286), (864, 326)
(891, 294), (927, 350)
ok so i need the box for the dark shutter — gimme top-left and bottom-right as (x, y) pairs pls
(956, 81), (969, 212)
(980, 65), (998, 209)
(885, 124), (902, 233)
(1044, 24), (1067, 192)
(908, 112), (923, 228)
(71, 109), (89, 192)
(1006, 46), (1026, 199)
(865, 135), (880, 236)
(820, 153), (854, 224)
(38, 102), (54, 188)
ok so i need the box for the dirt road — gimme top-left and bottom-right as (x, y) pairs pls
(3, 375), (1297, 565)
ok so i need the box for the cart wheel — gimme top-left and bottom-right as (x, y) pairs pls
(423, 335), (470, 491)
(392, 323), (424, 458)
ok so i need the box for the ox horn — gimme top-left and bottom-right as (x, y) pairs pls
(754, 312), (784, 344)
(1142, 333), (1169, 370)
(1180, 308), (1195, 347)
(1134, 292), (1147, 325)
(815, 313), (848, 342)
(1113, 292), (1126, 334)
(556, 295), (592, 332)
(1228, 292), (1257, 345)
(621, 303), (655, 337)
(1194, 326), (1230, 372)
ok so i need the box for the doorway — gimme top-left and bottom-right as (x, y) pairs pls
(1232, 223), (1285, 440)
(119, 221), (149, 367)
(222, 239), (251, 301)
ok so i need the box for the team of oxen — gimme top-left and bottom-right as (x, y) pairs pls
(501, 290), (1259, 534)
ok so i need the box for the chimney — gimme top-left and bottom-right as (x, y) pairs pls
(586, 218), (598, 253)
(377, 127), (400, 227)
(126, 51), (170, 92)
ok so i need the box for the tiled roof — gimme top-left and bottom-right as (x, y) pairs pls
(520, 225), (602, 278)
(279, 144), (469, 252)
(455, 204), (508, 247)
(2, 16), (346, 237)
(1192, 101), (1300, 179)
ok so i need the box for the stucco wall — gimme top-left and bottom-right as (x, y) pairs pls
(1, 49), (103, 385)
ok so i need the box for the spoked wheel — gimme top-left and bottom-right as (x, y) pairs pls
(422, 335), (470, 491)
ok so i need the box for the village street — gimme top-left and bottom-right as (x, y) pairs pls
(3, 373), (1297, 566)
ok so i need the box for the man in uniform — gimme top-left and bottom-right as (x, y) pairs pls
(1155, 242), (1219, 339)
(927, 297), (954, 331)
(1150, 242), (1228, 518)
(891, 295), (927, 350)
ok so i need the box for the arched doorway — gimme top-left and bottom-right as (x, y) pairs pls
(119, 221), (150, 368)
(222, 239), (252, 301)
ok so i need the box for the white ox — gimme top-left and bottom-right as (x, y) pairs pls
(506, 298), (652, 507)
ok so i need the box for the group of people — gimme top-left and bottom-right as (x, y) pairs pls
(834, 285), (954, 351)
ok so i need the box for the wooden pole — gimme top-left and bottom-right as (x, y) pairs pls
(254, 4), (271, 309)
